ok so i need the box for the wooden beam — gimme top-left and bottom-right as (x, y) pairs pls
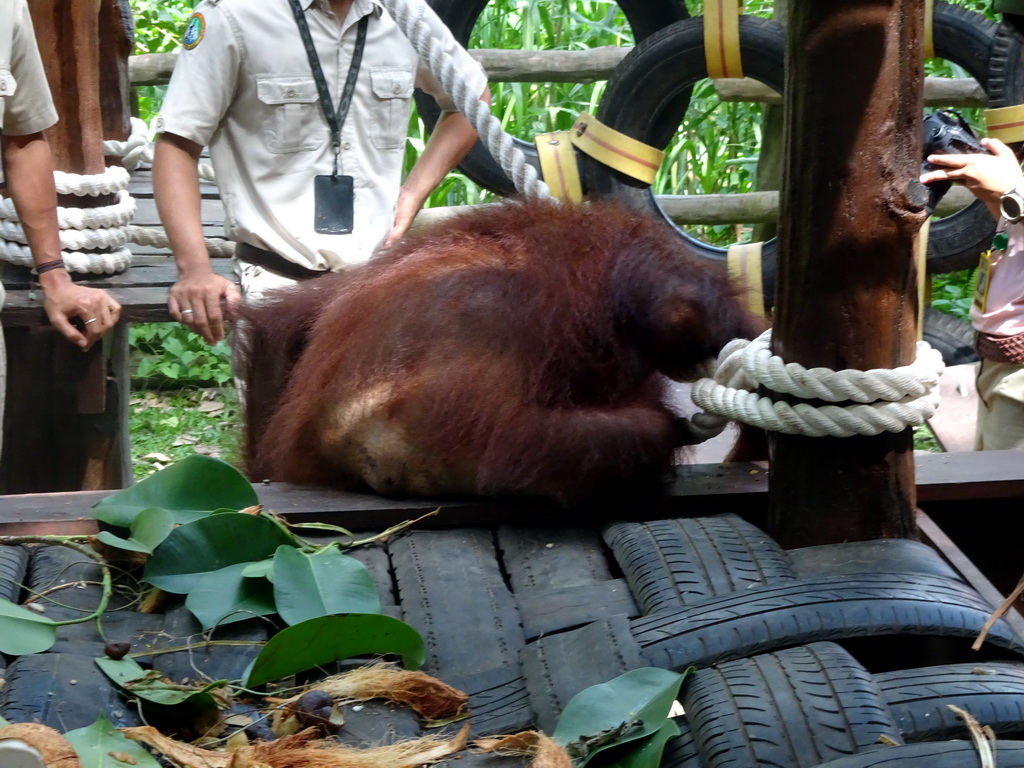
(1, 452), (1021, 536)
(917, 508), (1024, 643)
(767, 0), (925, 546)
(128, 49), (987, 108)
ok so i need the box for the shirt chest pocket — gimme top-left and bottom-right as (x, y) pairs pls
(256, 76), (323, 154)
(0, 68), (17, 133)
(369, 68), (414, 151)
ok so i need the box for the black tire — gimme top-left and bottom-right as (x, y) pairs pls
(811, 741), (1024, 768)
(789, 538), (960, 581)
(583, 15), (785, 302)
(584, 5), (999, 296)
(662, 719), (703, 768)
(144, 602), (272, 684)
(877, 661), (1024, 742)
(496, 525), (613, 592)
(603, 514), (796, 615)
(988, 19), (1024, 111)
(684, 643), (902, 767)
(631, 574), (1024, 671)
(390, 533), (536, 736)
(0, 653), (143, 730)
(921, 307), (978, 366)
(446, 663), (536, 738)
(416, 0), (689, 196)
(522, 614), (645, 734)
(0, 544), (29, 604)
(924, 3), (1000, 275)
(390, 529), (525, 677)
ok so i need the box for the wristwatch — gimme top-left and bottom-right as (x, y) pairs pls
(1000, 187), (1024, 224)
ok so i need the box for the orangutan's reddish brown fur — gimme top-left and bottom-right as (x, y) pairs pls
(236, 199), (760, 505)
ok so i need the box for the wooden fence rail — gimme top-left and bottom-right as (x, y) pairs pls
(130, 49), (987, 107)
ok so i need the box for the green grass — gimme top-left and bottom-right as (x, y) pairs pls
(130, 387), (241, 479)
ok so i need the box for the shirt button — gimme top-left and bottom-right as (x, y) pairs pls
(286, 89), (296, 97)
(393, 84), (401, 94)
(342, 141), (352, 150)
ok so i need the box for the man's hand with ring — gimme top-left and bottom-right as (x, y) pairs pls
(168, 270), (241, 344)
(40, 281), (121, 350)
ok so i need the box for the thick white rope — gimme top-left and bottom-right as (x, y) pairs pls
(0, 118), (223, 273)
(103, 117), (216, 181)
(380, 0), (551, 200)
(688, 330), (945, 438)
(0, 189), (136, 231)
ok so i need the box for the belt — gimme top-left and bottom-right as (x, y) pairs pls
(235, 242), (327, 281)
(976, 330), (1024, 364)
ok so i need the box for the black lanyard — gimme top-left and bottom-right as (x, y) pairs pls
(287, 0), (369, 176)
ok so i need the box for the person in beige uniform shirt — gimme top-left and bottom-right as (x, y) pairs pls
(153, 0), (490, 344)
(922, 136), (1024, 450)
(1, 0), (122, 457)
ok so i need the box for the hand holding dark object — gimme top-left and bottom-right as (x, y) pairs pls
(921, 109), (991, 213)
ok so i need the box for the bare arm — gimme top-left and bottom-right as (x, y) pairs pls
(153, 132), (240, 344)
(3, 132), (120, 350)
(383, 86), (492, 247)
(921, 137), (1024, 220)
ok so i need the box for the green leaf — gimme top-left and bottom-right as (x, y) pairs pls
(0, 598), (57, 655)
(598, 719), (680, 768)
(242, 559), (275, 580)
(272, 546), (381, 626)
(144, 512), (297, 593)
(553, 667), (686, 767)
(0, 713), (9, 726)
(95, 507), (175, 554)
(245, 614), (425, 687)
(65, 713), (163, 768)
(95, 656), (226, 709)
(185, 562), (277, 630)
(93, 454), (257, 528)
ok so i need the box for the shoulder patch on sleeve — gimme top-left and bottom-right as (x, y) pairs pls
(182, 12), (206, 50)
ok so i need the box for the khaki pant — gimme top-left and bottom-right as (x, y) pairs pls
(975, 358), (1024, 450)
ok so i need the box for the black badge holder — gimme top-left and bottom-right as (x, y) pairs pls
(287, 0), (368, 234)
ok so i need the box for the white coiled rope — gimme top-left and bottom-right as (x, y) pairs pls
(0, 118), (227, 273)
(0, 161), (134, 273)
(687, 329), (945, 438)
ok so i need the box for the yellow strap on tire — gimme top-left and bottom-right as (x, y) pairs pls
(917, 218), (931, 341)
(985, 104), (1024, 144)
(705, 0), (744, 79)
(534, 131), (584, 203)
(570, 112), (664, 185)
(923, 0), (935, 60)
(727, 241), (765, 318)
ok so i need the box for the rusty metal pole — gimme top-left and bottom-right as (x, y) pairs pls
(768, 0), (927, 546)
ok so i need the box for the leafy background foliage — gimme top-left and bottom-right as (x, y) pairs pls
(127, 0), (986, 473)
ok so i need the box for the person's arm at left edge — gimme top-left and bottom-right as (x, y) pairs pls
(3, 132), (121, 350)
(383, 84), (491, 247)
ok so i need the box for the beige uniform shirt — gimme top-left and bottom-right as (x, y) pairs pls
(0, 0), (59, 137)
(156, 0), (487, 271)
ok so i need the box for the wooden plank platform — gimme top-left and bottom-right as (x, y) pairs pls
(1, 451), (1020, 536)
(3, 454), (1021, 645)
(1, 260), (236, 325)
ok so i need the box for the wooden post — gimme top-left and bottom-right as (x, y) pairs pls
(0, 0), (133, 493)
(768, 0), (927, 546)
